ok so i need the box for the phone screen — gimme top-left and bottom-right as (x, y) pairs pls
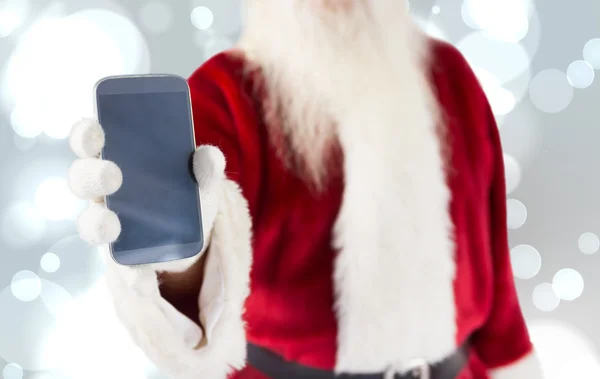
(98, 86), (203, 265)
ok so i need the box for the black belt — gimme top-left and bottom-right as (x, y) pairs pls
(247, 343), (469, 379)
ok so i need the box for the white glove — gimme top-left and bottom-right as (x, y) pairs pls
(67, 118), (227, 348)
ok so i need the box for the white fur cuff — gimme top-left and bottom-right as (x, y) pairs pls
(106, 179), (253, 379)
(489, 350), (544, 379)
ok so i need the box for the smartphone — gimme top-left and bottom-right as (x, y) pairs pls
(95, 74), (204, 266)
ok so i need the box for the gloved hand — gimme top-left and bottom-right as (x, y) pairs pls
(67, 118), (228, 348)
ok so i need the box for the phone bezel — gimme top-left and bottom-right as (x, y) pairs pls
(94, 74), (204, 266)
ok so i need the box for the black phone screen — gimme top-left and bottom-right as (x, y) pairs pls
(98, 89), (203, 265)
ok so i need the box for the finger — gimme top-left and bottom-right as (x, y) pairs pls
(193, 145), (226, 194)
(70, 118), (105, 158)
(77, 203), (121, 245)
(69, 158), (123, 200)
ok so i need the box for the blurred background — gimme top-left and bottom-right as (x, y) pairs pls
(0, 0), (598, 378)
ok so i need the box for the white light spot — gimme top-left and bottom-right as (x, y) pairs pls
(34, 177), (84, 221)
(583, 38), (600, 69)
(490, 87), (516, 115)
(567, 60), (595, 89)
(473, 70), (518, 116)
(457, 32), (531, 86)
(11, 103), (43, 138)
(507, 199), (527, 229)
(510, 244), (541, 279)
(139, 1), (173, 34)
(579, 232), (600, 255)
(204, 36), (234, 58)
(432, 5), (441, 15)
(41, 281), (158, 379)
(532, 283), (560, 312)
(1, 201), (47, 248)
(461, 0), (531, 43)
(529, 320), (600, 376)
(503, 154), (521, 194)
(11, 270), (42, 302)
(40, 252), (61, 273)
(529, 69), (574, 113)
(552, 269), (584, 301)
(191, 6), (214, 30)
(0, 0), (29, 38)
(0, 10), (150, 140)
(2, 363), (23, 379)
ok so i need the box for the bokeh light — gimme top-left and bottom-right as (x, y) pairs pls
(552, 269), (584, 301)
(139, 1), (173, 34)
(0, 284), (58, 370)
(567, 60), (595, 89)
(458, 32), (530, 85)
(510, 244), (541, 279)
(529, 69), (574, 113)
(41, 280), (158, 379)
(0, 0), (30, 38)
(34, 177), (84, 221)
(507, 199), (527, 229)
(530, 320), (600, 378)
(583, 38), (600, 69)
(0, 8), (150, 139)
(36, 235), (106, 297)
(1, 201), (47, 248)
(2, 363), (23, 379)
(40, 252), (61, 274)
(474, 68), (516, 115)
(579, 232), (600, 255)
(10, 104), (44, 138)
(532, 283), (560, 312)
(461, 0), (532, 43)
(191, 6), (214, 30)
(503, 154), (522, 194)
(11, 270), (42, 302)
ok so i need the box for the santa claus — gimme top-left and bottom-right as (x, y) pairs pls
(67, 1), (544, 378)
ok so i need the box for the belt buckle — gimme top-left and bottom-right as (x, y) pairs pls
(384, 358), (430, 379)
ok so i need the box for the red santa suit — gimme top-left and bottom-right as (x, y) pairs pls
(142, 38), (538, 378)
(69, 9), (544, 379)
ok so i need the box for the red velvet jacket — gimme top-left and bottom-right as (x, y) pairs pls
(184, 39), (543, 379)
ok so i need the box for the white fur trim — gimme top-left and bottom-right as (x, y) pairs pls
(68, 158), (123, 200)
(331, 37), (457, 375)
(489, 350), (544, 379)
(70, 118), (105, 158)
(193, 145), (226, 252)
(106, 178), (252, 379)
(77, 203), (121, 245)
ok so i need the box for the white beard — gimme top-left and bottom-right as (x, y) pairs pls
(239, 2), (459, 372)
(238, 0), (440, 188)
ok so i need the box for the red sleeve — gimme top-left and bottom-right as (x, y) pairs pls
(472, 103), (534, 365)
(187, 52), (263, 213)
(432, 40), (542, 377)
(474, 98), (543, 378)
